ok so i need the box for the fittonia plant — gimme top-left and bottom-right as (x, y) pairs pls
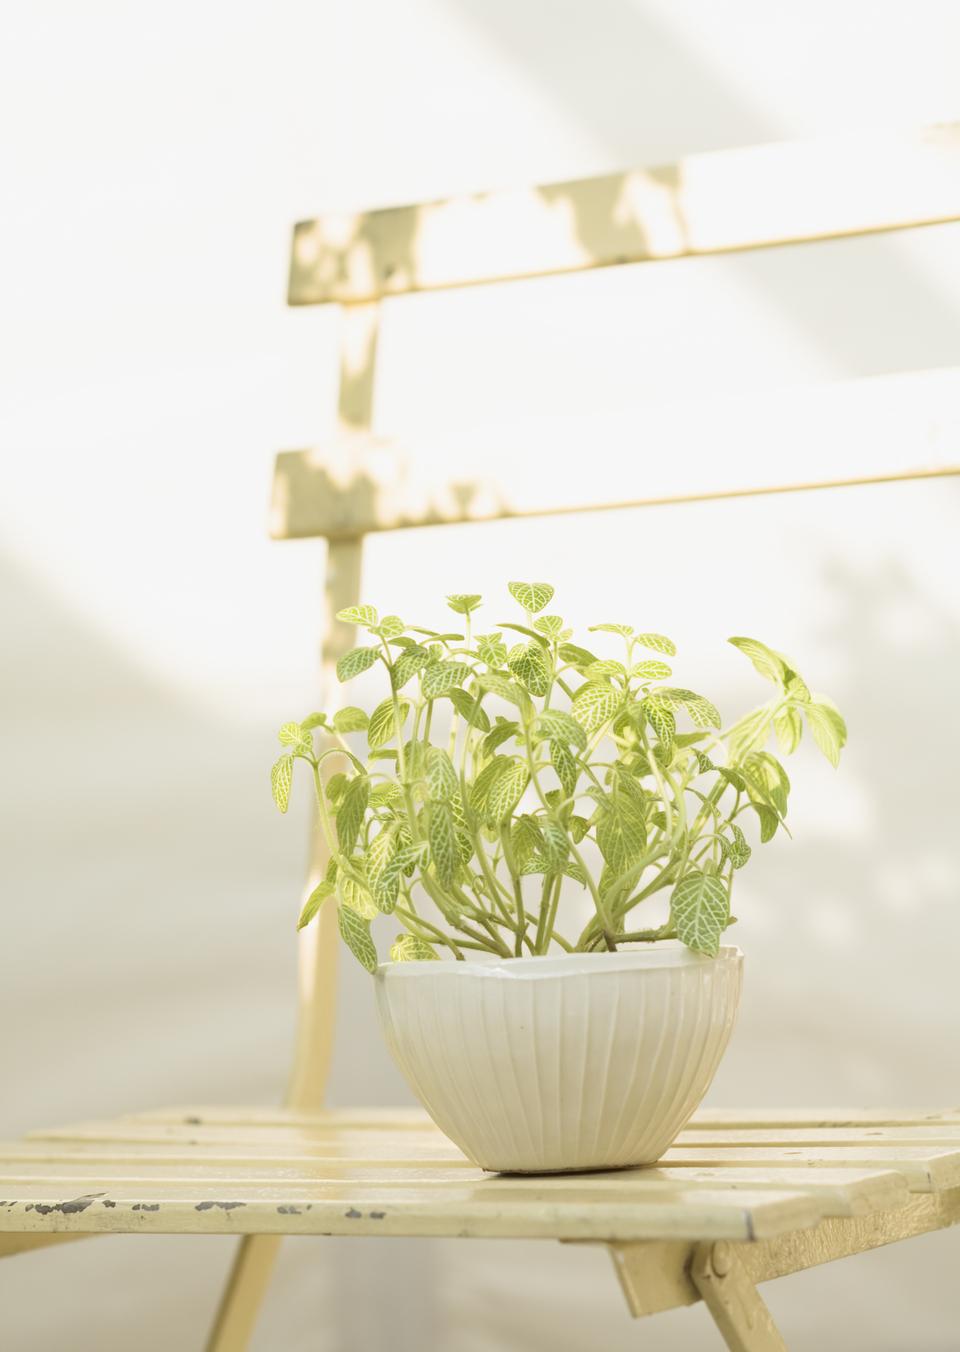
(272, 583), (846, 971)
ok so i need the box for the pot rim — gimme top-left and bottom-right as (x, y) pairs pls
(375, 941), (742, 981)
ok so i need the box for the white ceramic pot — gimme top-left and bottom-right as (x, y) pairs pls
(374, 943), (743, 1174)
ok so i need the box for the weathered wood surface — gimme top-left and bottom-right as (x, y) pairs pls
(1, 1108), (959, 1244)
(289, 124), (960, 304)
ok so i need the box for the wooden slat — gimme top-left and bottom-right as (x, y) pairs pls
(289, 124), (960, 304)
(692, 1108), (960, 1129)
(270, 367), (960, 540)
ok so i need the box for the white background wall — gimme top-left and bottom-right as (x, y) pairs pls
(2, 2), (959, 1348)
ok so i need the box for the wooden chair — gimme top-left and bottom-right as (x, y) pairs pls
(3, 125), (960, 1352)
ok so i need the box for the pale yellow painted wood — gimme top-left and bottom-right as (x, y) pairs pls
(289, 124), (960, 304)
(212, 303), (380, 1351)
(609, 1185), (960, 1318)
(691, 1241), (787, 1352)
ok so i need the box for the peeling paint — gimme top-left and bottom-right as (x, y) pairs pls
(344, 1208), (362, 1219)
(277, 1205), (302, 1215)
(132, 1204), (161, 1212)
(195, 1201), (246, 1211)
(369, 1211), (386, 1220)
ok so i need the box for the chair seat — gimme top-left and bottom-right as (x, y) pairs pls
(1, 1107), (959, 1245)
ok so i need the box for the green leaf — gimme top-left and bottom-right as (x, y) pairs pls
(325, 772), (348, 805)
(541, 820), (569, 868)
(773, 704), (803, 755)
(507, 642), (551, 696)
(642, 697), (676, 746)
(428, 800), (458, 886)
(297, 880), (335, 929)
(446, 593), (482, 614)
(511, 814), (544, 867)
(631, 660), (673, 681)
(367, 696), (410, 750)
(550, 739), (579, 799)
(728, 636), (790, 687)
(336, 775), (370, 854)
(596, 787), (646, 876)
(685, 695), (722, 730)
(558, 641), (600, 670)
(751, 802), (779, 843)
(726, 705), (773, 760)
(278, 721), (310, 751)
(534, 709), (587, 749)
(300, 711), (328, 732)
(588, 623), (634, 638)
(443, 687), (491, 732)
(586, 659), (627, 681)
(486, 759), (530, 822)
(337, 904), (378, 972)
(728, 824), (752, 869)
(390, 933), (439, 961)
(671, 870), (730, 956)
(367, 827), (400, 912)
(271, 755), (294, 813)
(508, 581), (555, 613)
(372, 614), (405, 639)
(477, 632), (508, 667)
(392, 644), (429, 689)
(333, 706), (369, 734)
(498, 621), (551, 647)
(336, 646), (379, 683)
(804, 699), (847, 768)
(426, 746), (459, 802)
(533, 614), (566, 637)
(336, 604), (379, 627)
(634, 633), (677, 657)
(482, 718), (519, 757)
(571, 681), (622, 733)
(421, 661), (470, 697)
(741, 751), (791, 819)
(370, 781), (404, 809)
(476, 673), (527, 708)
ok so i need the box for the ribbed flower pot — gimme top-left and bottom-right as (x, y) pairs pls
(374, 944), (743, 1174)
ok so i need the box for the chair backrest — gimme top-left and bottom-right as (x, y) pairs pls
(275, 123), (960, 1111)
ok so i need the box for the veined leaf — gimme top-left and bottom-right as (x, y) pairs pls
(371, 614), (404, 640)
(482, 718), (519, 758)
(428, 800), (458, 887)
(571, 681), (622, 733)
(442, 687), (492, 732)
(508, 581), (555, 613)
(773, 704), (803, 755)
(486, 759), (530, 822)
(569, 814), (589, 844)
(589, 623), (633, 638)
(367, 826), (400, 912)
(642, 698), (676, 746)
(726, 705), (773, 760)
(333, 706), (369, 734)
(278, 721), (310, 752)
(728, 636), (792, 688)
(297, 880), (335, 930)
(336, 646), (379, 683)
(370, 781), (404, 809)
(477, 632), (508, 667)
(551, 739), (579, 799)
(446, 593), (482, 614)
(367, 696), (410, 750)
(586, 659), (627, 681)
(695, 750), (716, 775)
(596, 784), (646, 875)
(271, 755), (294, 813)
(804, 699), (847, 768)
(300, 711), (328, 732)
(337, 904), (378, 972)
(336, 775), (370, 854)
(533, 614), (565, 636)
(336, 604), (378, 627)
(498, 621), (551, 647)
(751, 802), (779, 843)
(632, 660), (672, 681)
(541, 820), (569, 867)
(728, 824), (752, 869)
(558, 641), (600, 670)
(519, 855), (587, 886)
(741, 751), (791, 819)
(511, 814), (544, 867)
(476, 672), (526, 707)
(671, 870), (730, 957)
(392, 644), (429, 690)
(507, 642), (552, 697)
(634, 633), (676, 657)
(426, 746), (459, 802)
(390, 933), (439, 961)
(421, 661), (470, 697)
(341, 870), (377, 919)
(325, 772), (348, 806)
(534, 709), (587, 749)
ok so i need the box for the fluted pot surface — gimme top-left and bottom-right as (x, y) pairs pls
(374, 944), (743, 1174)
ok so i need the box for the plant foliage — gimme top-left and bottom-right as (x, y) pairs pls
(272, 585), (846, 968)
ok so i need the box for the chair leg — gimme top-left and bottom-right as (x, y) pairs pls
(690, 1242), (788, 1352)
(205, 1234), (282, 1352)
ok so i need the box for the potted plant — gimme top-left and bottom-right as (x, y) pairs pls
(272, 582), (846, 1173)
